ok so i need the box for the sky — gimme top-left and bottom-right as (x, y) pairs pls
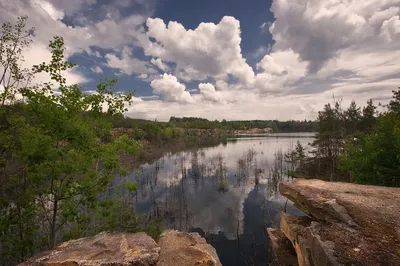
(1, 0), (400, 121)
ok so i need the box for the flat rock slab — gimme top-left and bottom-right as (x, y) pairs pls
(156, 230), (222, 266)
(280, 179), (400, 266)
(20, 232), (160, 266)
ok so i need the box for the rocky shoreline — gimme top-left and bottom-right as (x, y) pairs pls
(267, 179), (400, 266)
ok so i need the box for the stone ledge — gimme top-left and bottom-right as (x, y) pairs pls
(157, 230), (222, 266)
(20, 231), (221, 266)
(267, 228), (298, 266)
(20, 232), (160, 266)
(269, 179), (400, 266)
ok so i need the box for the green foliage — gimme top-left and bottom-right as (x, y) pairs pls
(62, 196), (162, 242)
(360, 99), (377, 133)
(124, 180), (137, 193)
(340, 88), (400, 187)
(0, 16), (34, 106)
(285, 141), (306, 173)
(295, 141), (306, 164)
(341, 113), (400, 186)
(0, 19), (142, 264)
(163, 127), (173, 140)
(111, 115), (318, 134)
(305, 98), (377, 181)
(168, 116), (317, 132)
(388, 87), (400, 115)
(300, 87), (400, 187)
(20, 36), (139, 249)
(311, 99), (345, 159)
(287, 170), (296, 177)
(344, 101), (361, 137)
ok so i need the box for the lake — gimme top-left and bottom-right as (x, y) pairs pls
(126, 132), (314, 266)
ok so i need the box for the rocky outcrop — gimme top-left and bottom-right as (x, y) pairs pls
(21, 231), (221, 266)
(268, 179), (400, 266)
(279, 212), (339, 266)
(20, 232), (161, 266)
(267, 228), (298, 266)
(157, 230), (222, 266)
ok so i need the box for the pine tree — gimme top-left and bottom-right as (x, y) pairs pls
(344, 101), (361, 138)
(360, 99), (377, 133)
(388, 87), (400, 115)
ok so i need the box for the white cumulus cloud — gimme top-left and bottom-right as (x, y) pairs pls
(199, 83), (223, 102)
(2, 0), (400, 121)
(105, 46), (156, 75)
(150, 74), (195, 103)
(150, 58), (169, 72)
(143, 16), (255, 84)
(270, 0), (400, 73)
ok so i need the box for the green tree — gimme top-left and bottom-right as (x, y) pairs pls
(388, 87), (400, 115)
(295, 141), (306, 169)
(163, 127), (173, 140)
(0, 31), (141, 264)
(20, 36), (139, 249)
(344, 100), (361, 138)
(359, 99), (377, 133)
(285, 141), (306, 174)
(284, 149), (297, 171)
(341, 113), (400, 186)
(310, 99), (345, 179)
(0, 17), (37, 262)
(340, 90), (400, 187)
(0, 16), (34, 106)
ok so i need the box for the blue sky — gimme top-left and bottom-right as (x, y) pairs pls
(67, 0), (276, 98)
(154, 0), (274, 53)
(1, 0), (400, 121)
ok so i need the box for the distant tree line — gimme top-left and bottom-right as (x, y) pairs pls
(111, 115), (228, 146)
(170, 116), (317, 132)
(112, 115), (317, 133)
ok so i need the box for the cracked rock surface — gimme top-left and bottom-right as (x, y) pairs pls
(20, 231), (221, 266)
(268, 179), (400, 266)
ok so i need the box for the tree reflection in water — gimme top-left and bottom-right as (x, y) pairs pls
(124, 135), (311, 266)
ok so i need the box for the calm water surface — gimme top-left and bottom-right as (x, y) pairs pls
(127, 133), (314, 266)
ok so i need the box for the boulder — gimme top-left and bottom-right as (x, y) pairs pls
(156, 230), (222, 266)
(20, 232), (161, 266)
(21, 231), (222, 266)
(273, 179), (400, 266)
